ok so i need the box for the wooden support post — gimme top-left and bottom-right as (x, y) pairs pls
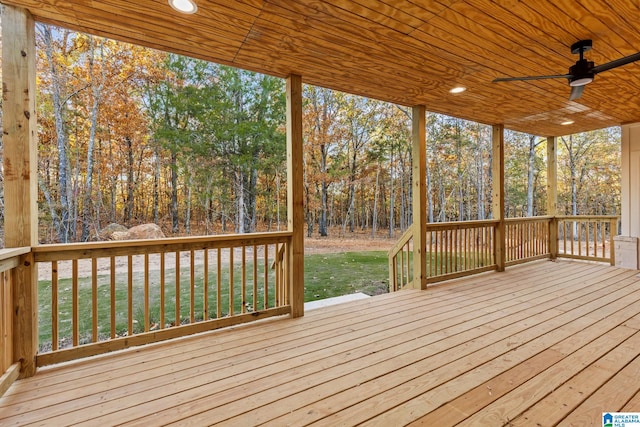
(286, 74), (304, 318)
(412, 106), (428, 290)
(492, 125), (506, 272)
(2, 5), (39, 378)
(546, 136), (558, 259)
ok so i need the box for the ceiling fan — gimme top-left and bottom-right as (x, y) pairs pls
(493, 40), (640, 101)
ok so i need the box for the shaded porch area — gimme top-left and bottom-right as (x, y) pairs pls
(1, 259), (639, 426)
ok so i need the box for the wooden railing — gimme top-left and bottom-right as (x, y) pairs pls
(557, 215), (618, 265)
(505, 216), (552, 266)
(32, 232), (292, 367)
(0, 247), (30, 397)
(388, 215), (619, 291)
(387, 226), (414, 291)
(426, 220), (498, 283)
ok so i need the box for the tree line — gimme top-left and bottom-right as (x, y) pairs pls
(0, 25), (621, 244)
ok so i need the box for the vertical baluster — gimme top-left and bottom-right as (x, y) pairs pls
(92, 258), (98, 342)
(601, 220), (605, 258)
(217, 248), (222, 317)
(577, 222), (582, 257)
(594, 221), (598, 258)
(452, 228), (457, 271)
(526, 223), (530, 258)
(444, 230), (449, 274)
(520, 223), (524, 260)
(253, 245), (258, 312)
(392, 254), (398, 291)
(464, 227), (469, 270)
(429, 230), (434, 277)
(203, 249), (209, 321)
(264, 244), (269, 309)
(505, 223), (509, 262)
(586, 222), (590, 257)
(52, 261), (58, 351)
(486, 226), (489, 266)
(128, 255), (133, 336)
(160, 253), (165, 329)
(72, 259), (79, 347)
(190, 250), (195, 323)
(490, 225), (494, 264)
(399, 246), (405, 287)
(175, 251), (180, 327)
(451, 229), (456, 272)
(1, 272), (6, 369)
(229, 247), (235, 316)
(110, 257), (116, 339)
(242, 246), (247, 313)
(473, 227), (477, 269)
(405, 241), (410, 284)
(569, 221), (574, 255)
(276, 243), (281, 306)
(144, 253), (150, 332)
(438, 230), (443, 275)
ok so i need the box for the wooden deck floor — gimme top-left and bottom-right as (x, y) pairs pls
(2, 260), (640, 426)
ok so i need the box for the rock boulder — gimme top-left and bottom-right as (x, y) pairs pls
(126, 223), (166, 240)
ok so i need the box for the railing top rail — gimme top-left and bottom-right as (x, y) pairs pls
(555, 215), (620, 220)
(33, 231), (293, 262)
(504, 216), (553, 223)
(426, 219), (500, 231)
(0, 247), (31, 261)
(388, 225), (414, 257)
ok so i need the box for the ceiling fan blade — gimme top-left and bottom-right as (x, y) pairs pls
(493, 74), (571, 83)
(569, 85), (585, 101)
(592, 51), (640, 74)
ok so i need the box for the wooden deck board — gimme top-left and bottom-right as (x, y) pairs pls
(1, 260), (640, 426)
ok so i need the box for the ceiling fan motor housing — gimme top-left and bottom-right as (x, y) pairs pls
(569, 59), (595, 86)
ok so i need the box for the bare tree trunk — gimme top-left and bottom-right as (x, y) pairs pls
(236, 170), (245, 234)
(389, 148), (395, 237)
(476, 125), (485, 220)
(171, 151), (179, 233)
(81, 36), (105, 241)
(153, 147), (160, 224)
(456, 120), (464, 221)
(124, 136), (135, 225)
(371, 166), (380, 238)
(275, 171), (281, 231)
(43, 26), (73, 242)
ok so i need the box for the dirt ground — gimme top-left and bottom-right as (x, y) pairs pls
(304, 234), (395, 254)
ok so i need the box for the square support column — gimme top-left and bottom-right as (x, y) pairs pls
(286, 75), (304, 317)
(617, 122), (640, 269)
(492, 125), (506, 272)
(546, 136), (558, 259)
(412, 106), (428, 290)
(2, 5), (39, 378)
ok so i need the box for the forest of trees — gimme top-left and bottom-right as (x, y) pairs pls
(0, 25), (622, 244)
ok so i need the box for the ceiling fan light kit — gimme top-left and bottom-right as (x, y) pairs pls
(493, 39), (640, 100)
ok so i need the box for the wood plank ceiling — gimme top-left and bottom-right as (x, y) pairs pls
(2, 0), (640, 136)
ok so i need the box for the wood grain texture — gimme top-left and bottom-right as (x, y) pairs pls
(2, 261), (639, 425)
(286, 74), (305, 318)
(2, 0), (639, 135)
(412, 106), (427, 290)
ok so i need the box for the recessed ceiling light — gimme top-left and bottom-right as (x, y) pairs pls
(561, 120), (575, 126)
(449, 86), (466, 94)
(169, 0), (197, 14)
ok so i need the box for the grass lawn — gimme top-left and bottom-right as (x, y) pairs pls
(304, 251), (389, 300)
(37, 250), (390, 350)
